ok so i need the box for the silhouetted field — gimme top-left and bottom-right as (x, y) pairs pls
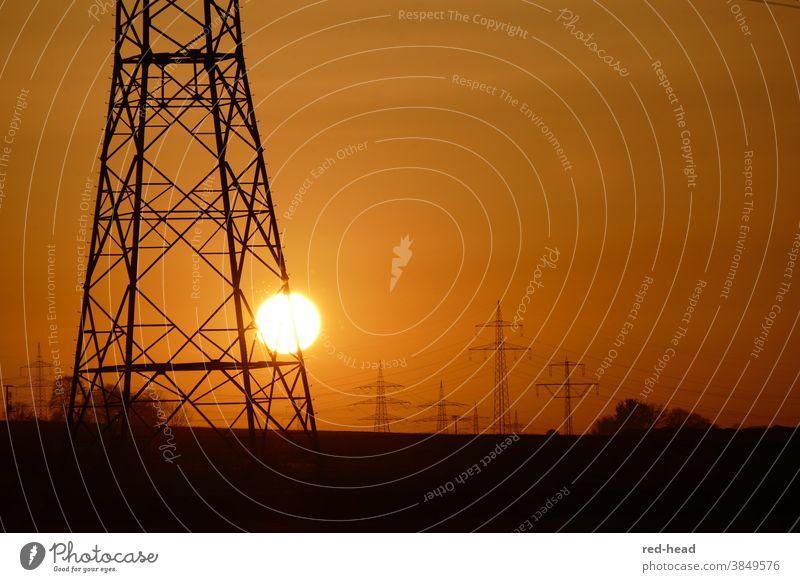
(1, 421), (798, 532)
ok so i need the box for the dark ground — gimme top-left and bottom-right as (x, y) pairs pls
(1, 421), (798, 532)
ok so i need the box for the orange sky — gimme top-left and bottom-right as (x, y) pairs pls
(0, 0), (799, 433)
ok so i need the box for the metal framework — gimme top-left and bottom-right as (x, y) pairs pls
(470, 302), (530, 434)
(22, 343), (55, 419)
(68, 0), (316, 448)
(2, 384), (12, 420)
(437, 385), (447, 431)
(351, 366), (407, 432)
(536, 357), (599, 436)
(414, 380), (466, 434)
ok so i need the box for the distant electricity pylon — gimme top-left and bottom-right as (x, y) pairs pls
(470, 402), (490, 434)
(414, 380), (466, 433)
(21, 343), (54, 419)
(536, 357), (599, 436)
(471, 301), (530, 434)
(68, 1), (315, 449)
(2, 383), (13, 420)
(352, 365), (408, 432)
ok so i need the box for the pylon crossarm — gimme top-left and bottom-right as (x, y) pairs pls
(469, 343), (501, 352)
(474, 320), (515, 329)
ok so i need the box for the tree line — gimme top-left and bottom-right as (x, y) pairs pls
(591, 398), (715, 435)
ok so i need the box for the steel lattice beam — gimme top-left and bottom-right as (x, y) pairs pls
(68, 0), (316, 450)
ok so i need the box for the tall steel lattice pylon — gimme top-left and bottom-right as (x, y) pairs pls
(470, 301), (530, 434)
(68, 0), (316, 449)
(536, 357), (599, 436)
(351, 365), (407, 432)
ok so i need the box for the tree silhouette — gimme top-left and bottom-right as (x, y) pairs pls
(659, 407), (715, 430)
(593, 399), (715, 434)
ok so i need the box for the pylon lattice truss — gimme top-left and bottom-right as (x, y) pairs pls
(69, 0), (315, 445)
(351, 366), (408, 432)
(414, 380), (467, 434)
(470, 302), (530, 434)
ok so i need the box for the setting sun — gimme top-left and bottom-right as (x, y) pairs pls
(255, 292), (321, 354)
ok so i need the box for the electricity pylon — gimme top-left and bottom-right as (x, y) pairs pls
(414, 380), (466, 433)
(536, 357), (599, 436)
(21, 343), (54, 419)
(436, 381), (448, 431)
(2, 383), (13, 420)
(512, 409), (522, 434)
(351, 365), (408, 432)
(470, 402), (490, 434)
(470, 301), (530, 434)
(68, 1), (315, 449)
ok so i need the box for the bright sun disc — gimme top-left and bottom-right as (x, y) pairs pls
(256, 292), (320, 354)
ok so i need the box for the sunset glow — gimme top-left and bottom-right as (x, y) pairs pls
(256, 293), (320, 354)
